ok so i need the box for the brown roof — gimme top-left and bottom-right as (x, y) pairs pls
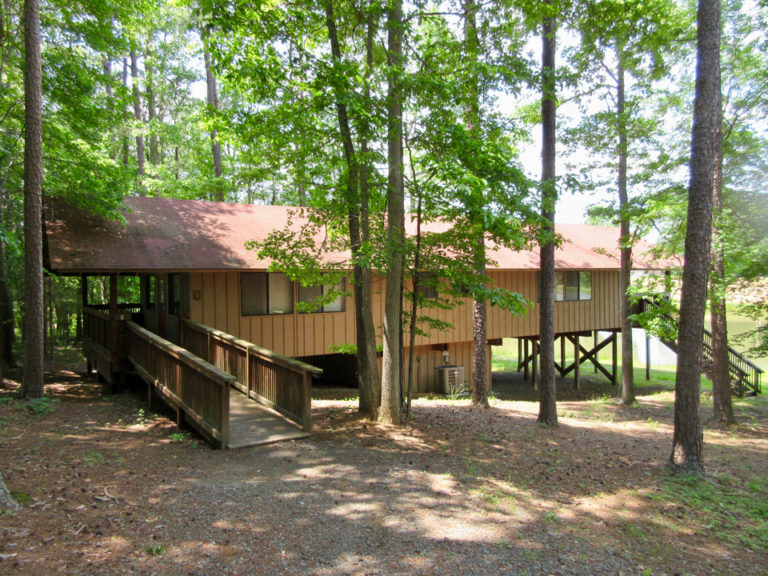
(45, 196), (672, 274)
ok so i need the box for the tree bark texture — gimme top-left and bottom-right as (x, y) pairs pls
(537, 7), (558, 426)
(462, 0), (489, 407)
(130, 48), (146, 185)
(710, 149), (733, 423)
(671, 0), (721, 474)
(121, 58), (130, 167)
(21, 0), (44, 398)
(324, 0), (380, 419)
(617, 55), (635, 405)
(145, 52), (160, 166)
(202, 25), (224, 199)
(380, 0), (404, 425)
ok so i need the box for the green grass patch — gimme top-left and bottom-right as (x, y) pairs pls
(25, 397), (59, 415)
(144, 544), (167, 556)
(659, 474), (768, 551)
(10, 491), (30, 505)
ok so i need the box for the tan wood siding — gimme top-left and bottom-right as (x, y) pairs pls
(188, 270), (622, 384)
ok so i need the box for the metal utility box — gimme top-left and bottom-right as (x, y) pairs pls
(435, 365), (464, 394)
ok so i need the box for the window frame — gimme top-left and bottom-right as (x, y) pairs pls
(297, 279), (346, 314)
(553, 270), (593, 302)
(240, 272), (295, 316)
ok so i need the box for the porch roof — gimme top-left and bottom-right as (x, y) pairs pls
(44, 196), (673, 274)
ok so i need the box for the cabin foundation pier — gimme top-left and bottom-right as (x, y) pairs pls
(517, 329), (619, 391)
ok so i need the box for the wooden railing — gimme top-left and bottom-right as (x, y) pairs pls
(180, 319), (321, 432)
(125, 321), (234, 448)
(83, 307), (110, 351)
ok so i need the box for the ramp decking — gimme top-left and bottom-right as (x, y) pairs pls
(228, 389), (310, 448)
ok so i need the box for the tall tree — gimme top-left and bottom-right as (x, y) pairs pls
(671, 0), (721, 474)
(709, 155), (732, 423)
(571, 0), (689, 405)
(21, 0), (43, 398)
(461, 0), (489, 408)
(537, 0), (558, 426)
(380, 0), (405, 425)
(200, 21), (224, 200)
(130, 46), (145, 186)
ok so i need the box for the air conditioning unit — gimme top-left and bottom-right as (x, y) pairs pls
(435, 365), (464, 394)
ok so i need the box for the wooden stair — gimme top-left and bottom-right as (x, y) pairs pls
(641, 299), (763, 396)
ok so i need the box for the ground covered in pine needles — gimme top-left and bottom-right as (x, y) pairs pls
(1, 366), (767, 576)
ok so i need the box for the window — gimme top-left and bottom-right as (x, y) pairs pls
(554, 271), (592, 302)
(298, 280), (345, 313)
(241, 272), (294, 316)
(415, 272), (438, 300)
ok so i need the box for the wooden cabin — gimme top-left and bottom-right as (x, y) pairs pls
(45, 196), (669, 394)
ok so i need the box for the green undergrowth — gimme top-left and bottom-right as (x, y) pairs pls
(651, 473), (768, 551)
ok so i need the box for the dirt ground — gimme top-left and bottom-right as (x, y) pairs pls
(1, 366), (767, 576)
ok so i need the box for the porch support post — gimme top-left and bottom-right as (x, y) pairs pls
(517, 338), (522, 372)
(594, 331), (599, 373)
(523, 338), (529, 381)
(645, 332), (651, 381)
(532, 338), (538, 391)
(82, 274), (91, 374)
(612, 330), (618, 385)
(107, 273), (119, 393)
(560, 334), (565, 376)
(574, 333), (580, 391)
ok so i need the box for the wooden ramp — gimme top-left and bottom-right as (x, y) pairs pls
(227, 389), (310, 449)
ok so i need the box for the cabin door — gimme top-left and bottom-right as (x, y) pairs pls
(165, 273), (189, 345)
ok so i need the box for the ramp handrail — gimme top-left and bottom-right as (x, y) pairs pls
(126, 321), (234, 447)
(180, 319), (321, 432)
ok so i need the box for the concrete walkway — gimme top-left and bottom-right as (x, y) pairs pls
(227, 389), (310, 449)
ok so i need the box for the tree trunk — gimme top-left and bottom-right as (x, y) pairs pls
(21, 0), (44, 398)
(380, 0), (404, 425)
(202, 25), (224, 199)
(323, 0), (380, 419)
(145, 52), (160, 166)
(357, 10), (380, 417)
(538, 6), (558, 426)
(130, 48), (146, 187)
(671, 0), (721, 475)
(710, 149), (733, 423)
(0, 179), (16, 369)
(462, 0), (489, 408)
(121, 58), (130, 167)
(617, 54), (635, 405)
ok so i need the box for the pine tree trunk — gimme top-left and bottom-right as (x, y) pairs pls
(538, 6), (558, 425)
(671, 0), (721, 475)
(462, 0), (489, 407)
(145, 53), (160, 166)
(121, 58), (130, 167)
(130, 48), (146, 187)
(323, 0), (379, 419)
(380, 0), (404, 425)
(710, 153), (733, 423)
(617, 55), (635, 405)
(21, 0), (44, 398)
(202, 25), (224, 199)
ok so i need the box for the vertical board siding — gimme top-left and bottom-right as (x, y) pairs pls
(190, 272), (355, 358)
(188, 269), (622, 389)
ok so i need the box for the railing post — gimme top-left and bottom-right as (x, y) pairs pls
(302, 370), (312, 433)
(245, 346), (250, 396)
(220, 381), (230, 448)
